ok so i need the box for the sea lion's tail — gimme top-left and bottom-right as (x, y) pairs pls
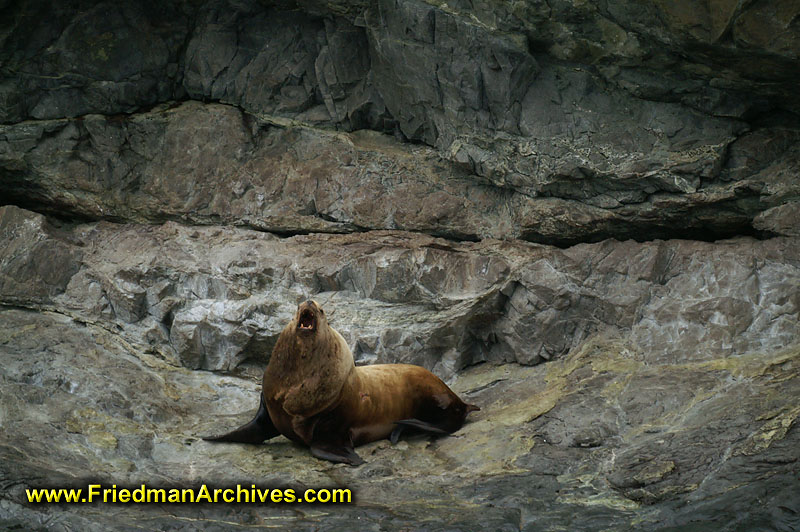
(203, 395), (279, 444)
(466, 403), (480, 413)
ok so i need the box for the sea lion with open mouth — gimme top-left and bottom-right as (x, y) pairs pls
(204, 300), (479, 465)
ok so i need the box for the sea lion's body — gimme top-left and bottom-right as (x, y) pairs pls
(205, 300), (478, 465)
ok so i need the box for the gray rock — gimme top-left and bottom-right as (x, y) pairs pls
(2, 101), (797, 245)
(754, 202), (800, 237)
(0, 0), (189, 123)
(2, 0), (798, 246)
(364, 0), (538, 145)
(0, 206), (82, 305)
(168, 297), (285, 370)
(2, 207), (798, 376)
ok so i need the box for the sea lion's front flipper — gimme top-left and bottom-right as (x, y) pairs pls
(203, 395), (280, 444)
(308, 413), (364, 465)
(390, 424), (404, 444)
(392, 418), (451, 437)
(310, 442), (365, 466)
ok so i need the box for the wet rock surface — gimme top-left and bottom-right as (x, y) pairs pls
(1, 206), (799, 530)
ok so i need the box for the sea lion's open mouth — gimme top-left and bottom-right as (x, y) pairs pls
(297, 309), (316, 332)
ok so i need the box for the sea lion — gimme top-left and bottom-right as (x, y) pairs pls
(204, 300), (479, 465)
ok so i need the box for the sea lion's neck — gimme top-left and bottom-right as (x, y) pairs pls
(263, 323), (356, 414)
(271, 329), (328, 369)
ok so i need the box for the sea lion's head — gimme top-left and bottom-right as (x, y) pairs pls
(293, 299), (329, 337)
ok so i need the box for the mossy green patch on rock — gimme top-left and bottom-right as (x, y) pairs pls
(736, 404), (800, 456)
(65, 408), (122, 450)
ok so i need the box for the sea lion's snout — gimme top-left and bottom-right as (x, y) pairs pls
(298, 308), (316, 331)
(297, 300), (319, 333)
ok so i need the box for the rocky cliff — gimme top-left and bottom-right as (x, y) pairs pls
(1, 0), (799, 530)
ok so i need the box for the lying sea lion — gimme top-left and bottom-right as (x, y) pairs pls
(204, 300), (479, 465)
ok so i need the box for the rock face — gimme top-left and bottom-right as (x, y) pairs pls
(3, 205), (798, 374)
(1, 0), (799, 530)
(2, 0), (800, 244)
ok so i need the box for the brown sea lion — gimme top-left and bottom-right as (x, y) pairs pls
(204, 300), (479, 465)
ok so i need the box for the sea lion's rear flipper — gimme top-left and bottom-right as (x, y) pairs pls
(391, 418), (451, 441)
(203, 395), (279, 444)
(310, 442), (365, 466)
